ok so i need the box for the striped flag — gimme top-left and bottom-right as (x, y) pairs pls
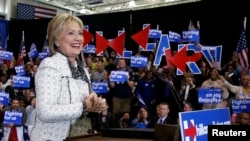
(16, 31), (26, 66)
(236, 17), (249, 68)
(42, 35), (50, 55)
(17, 3), (57, 20)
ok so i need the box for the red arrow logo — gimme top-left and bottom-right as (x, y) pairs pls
(108, 32), (125, 57)
(169, 45), (202, 73)
(184, 121), (196, 141)
(131, 24), (150, 50)
(95, 32), (125, 56)
(164, 48), (174, 69)
(95, 32), (108, 55)
(83, 28), (93, 48)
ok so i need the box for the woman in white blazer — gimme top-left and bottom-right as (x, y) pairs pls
(30, 13), (107, 141)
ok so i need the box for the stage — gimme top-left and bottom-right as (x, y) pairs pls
(65, 125), (181, 141)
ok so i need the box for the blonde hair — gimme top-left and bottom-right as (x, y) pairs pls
(47, 13), (84, 55)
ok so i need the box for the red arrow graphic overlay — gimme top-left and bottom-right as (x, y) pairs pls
(184, 121), (196, 141)
(95, 32), (109, 55)
(131, 24), (150, 50)
(169, 45), (202, 73)
(108, 32), (125, 57)
(83, 28), (93, 48)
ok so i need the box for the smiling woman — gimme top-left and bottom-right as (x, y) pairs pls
(30, 13), (108, 141)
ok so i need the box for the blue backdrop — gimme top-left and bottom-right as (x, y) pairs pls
(0, 19), (9, 50)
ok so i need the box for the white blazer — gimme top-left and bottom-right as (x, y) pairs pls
(30, 53), (90, 141)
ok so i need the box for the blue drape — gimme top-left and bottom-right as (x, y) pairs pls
(0, 19), (9, 50)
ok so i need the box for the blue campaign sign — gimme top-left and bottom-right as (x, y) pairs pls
(231, 99), (250, 114)
(13, 75), (31, 88)
(3, 111), (23, 125)
(38, 52), (49, 60)
(187, 62), (201, 74)
(15, 65), (26, 76)
(176, 44), (202, 75)
(201, 45), (222, 68)
(82, 44), (96, 54)
(139, 43), (156, 51)
(92, 82), (108, 94)
(0, 50), (13, 61)
(0, 91), (9, 106)
(169, 31), (181, 43)
(198, 88), (222, 104)
(182, 30), (200, 42)
(130, 56), (147, 68)
(179, 108), (231, 141)
(146, 43), (156, 51)
(109, 71), (128, 82)
(28, 43), (39, 59)
(116, 51), (132, 59)
(123, 51), (132, 59)
(148, 29), (162, 39)
(153, 34), (171, 66)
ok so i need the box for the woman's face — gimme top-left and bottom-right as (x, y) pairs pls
(0, 76), (6, 83)
(56, 22), (83, 59)
(183, 103), (192, 112)
(210, 69), (219, 80)
(139, 107), (148, 118)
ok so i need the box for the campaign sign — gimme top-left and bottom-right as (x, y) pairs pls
(179, 108), (231, 141)
(109, 71), (128, 82)
(169, 31), (181, 43)
(28, 43), (39, 59)
(182, 30), (200, 42)
(146, 43), (156, 51)
(3, 111), (23, 125)
(148, 29), (162, 39)
(130, 56), (147, 68)
(13, 75), (30, 88)
(201, 45), (222, 68)
(231, 99), (250, 114)
(0, 91), (9, 106)
(38, 52), (49, 60)
(198, 88), (222, 103)
(92, 82), (108, 94)
(15, 65), (26, 76)
(153, 34), (171, 66)
(83, 44), (96, 54)
(0, 50), (13, 60)
(123, 51), (132, 59)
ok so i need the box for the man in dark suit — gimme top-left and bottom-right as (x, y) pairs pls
(147, 102), (177, 128)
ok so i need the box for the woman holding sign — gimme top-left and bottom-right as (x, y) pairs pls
(200, 68), (229, 109)
(30, 13), (108, 141)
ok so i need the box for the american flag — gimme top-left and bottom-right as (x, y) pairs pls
(17, 3), (57, 20)
(19, 31), (26, 58)
(236, 17), (249, 68)
(42, 35), (50, 54)
(16, 31), (26, 66)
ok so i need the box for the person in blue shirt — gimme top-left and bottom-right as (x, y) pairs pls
(131, 106), (151, 128)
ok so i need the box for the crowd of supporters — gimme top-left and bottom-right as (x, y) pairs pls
(0, 48), (249, 140)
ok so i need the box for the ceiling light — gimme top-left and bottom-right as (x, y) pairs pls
(79, 8), (94, 14)
(128, 0), (136, 7)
